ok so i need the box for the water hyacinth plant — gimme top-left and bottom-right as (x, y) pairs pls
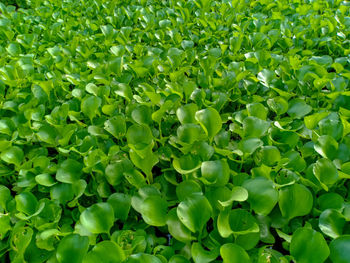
(0, 0), (350, 262)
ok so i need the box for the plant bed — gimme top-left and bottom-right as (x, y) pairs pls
(0, 0), (350, 262)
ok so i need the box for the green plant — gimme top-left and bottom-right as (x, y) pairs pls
(0, 0), (350, 262)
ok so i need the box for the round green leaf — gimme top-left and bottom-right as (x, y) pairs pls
(126, 124), (153, 150)
(0, 214), (11, 239)
(314, 135), (338, 160)
(195, 107), (222, 141)
(105, 159), (132, 186)
(139, 195), (168, 226)
(37, 125), (57, 145)
(279, 184), (313, 220)
(35, 173), (56, 187)
(267, 97), (289, 115)
(243, 116), (270, 138)
(319, 112), (343, 141)
(104, 115), (126, 138)
(124, 253), (162, 263)
(290, 228), (329, 263)
(287, 99), (312, 119)
(318, 193), (344, 211)
(1, 146), (24, 166)
(85, 83), (99, 96)
(255, 146), (281, 167)
(247, 102), (268, 120)
(319, 209), (346, 239)
(239, 138), (263, 155)
(81, 95), (101, 121)
(107, 193), (131, 221)
(131, 105), (152, 125)
(207, 186), (248, 209)
(200, 159), (230, 186)
(177, 124), (201, 144)
(220, 243), (251, 263)
(173, 154), (201, 174)
(15, 192), (38, 215)
(283, 151), (306, 172)
(176, 180), (202, 201)
(230, 186), (249, 202)
(129, 149), (158, 177)
(313, 158), (339, 188)
(50, 183), (74, 205)
(166, 208), (194, 243)
(236, 232), (260, 250)
(0, 185), (11, 211)
(269, 128), (299, 149)
(80, 203), (114, 234)
(169, 255), (190, 263)
(176, 103), (198, 124)
(83, 241), (125, 263)
(228, 209), (259, 234)
(243, 177), (278, 215)
(56, 159), (83, 184)
(191, 242), (219, 263)
(7, 42), (21, 56)
(177, 194), (212, 233)
(56, 234), (89, 263)
(214, 130), (230, 148)
(0, 118), (14, 136)
(304, 112), (330, 130)
(330, 235), (350, 263)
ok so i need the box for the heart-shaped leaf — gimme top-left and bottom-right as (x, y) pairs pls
(195, 108), (222, 142)
(319, 209), (346, 239)
(220, 243), (251, 263)
(329, 236), (350, 263)
(80, 203), (114, 234)
(290, 228), (329, 263)
(83, 241), (125, 263)
(177, 194), (212, 233)
(243, 177), (278, 215)
(279, 184), (313, 220)
(1, 146), (24, 166)
(56, 159), (83, 184)
(56, 234), (89, 263)
(313, 158), (339, 189)
(200, 159), (230, 186)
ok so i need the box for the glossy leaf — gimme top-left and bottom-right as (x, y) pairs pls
(228, 209), (259, 235)
(56, 159), (83, 184)
(329, 236), (350, 263)
(287, 99), (312, 119)
(1, 146), (24, 166)
(195, 108), (222, 141)
(200, 159), (230, 186)
(177, 194), (212, 233)
(279, 184), (313, 220)
(313, 158), (339, 189)
(243, 177), (278, 215)
(243, 117), (270, 138)
(166, 208), (194, 243)
(83, 241), (125, 263)
(290, 228), (329, 263)
(15, 192), (38, 215)
(220, 243), (251, 263)
(107, 193), (131, 221)
(56, 234), (89, 263)
(80, 203), (114, 234)
(124, 253), (162, 263)
(319, 209), (346, 239)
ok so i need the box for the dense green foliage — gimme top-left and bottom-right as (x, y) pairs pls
(1, 0), (28, 9)
(0, 0), (350, 262)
